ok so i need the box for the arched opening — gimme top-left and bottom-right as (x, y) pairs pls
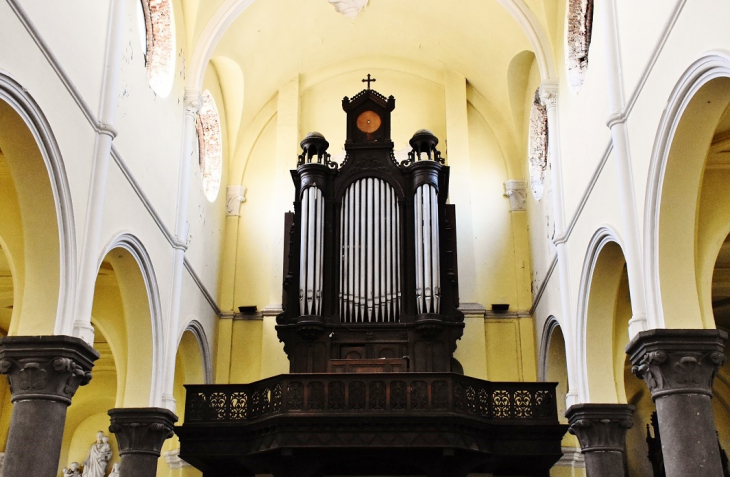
(0, 98), (65, 336)
(158, 328), (205, 475)
(543, 320), (581, 457)
(652, 75), (730, 329)
(0, 92), (73, 460)
(59, 243), (161, 473)
(580, 234), (656, 475)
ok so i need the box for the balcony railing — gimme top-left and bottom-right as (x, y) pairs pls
(184, 373), (559, 425)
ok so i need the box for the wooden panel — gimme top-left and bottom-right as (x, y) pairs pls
(329, 358), (408, 373)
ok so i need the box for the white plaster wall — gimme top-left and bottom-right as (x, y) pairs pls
(18, 0), (109, 118)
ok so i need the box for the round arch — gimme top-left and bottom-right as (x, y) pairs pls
(0, 71), (76, 336)
(645, 51), (730, 330)
(179, 319), (213, 385)
(97, 233), (164, 407)
(575, 227), (631, 404)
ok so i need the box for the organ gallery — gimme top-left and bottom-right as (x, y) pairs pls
(176, 83), (567, 477)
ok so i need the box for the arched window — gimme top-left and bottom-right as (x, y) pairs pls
(197, 91), (223, 202)
(566, 0), (594, 91)
(528, 89), (548, 200)
(139, 0), (176, 97)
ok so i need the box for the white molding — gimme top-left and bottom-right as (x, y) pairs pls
(458, 302), (487, 316)
(555, 447), (585, 468)
(180, 320), (214, 384)
(0, 71), (78, 337)
(496, 0), (558, 80)
(538, 315), (560, 382)
(98, 232), (165, 407)
(226, 185), (247, 216)
(328, 0), (368, 18)
(5, 0), (101, 133)
(623, 0), (688, 118)
(187, 0), (257, 91)
(183, 257), (222, 316)
(564, 141), (613, 242)
(574, 227), (624, 403)
(530, 253), (558, 316)
(503, 180), (527, 212)
(163, 449), (192, 469)
(644, 51), (730, 331)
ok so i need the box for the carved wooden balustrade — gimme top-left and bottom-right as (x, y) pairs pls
(184, 373), (559, 424)
(178, 373), (566, 476)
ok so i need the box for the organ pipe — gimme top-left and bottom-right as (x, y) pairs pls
(414, 183), (441, 314)
(299, 186), (324, 316)
(340, 178), (401, 322)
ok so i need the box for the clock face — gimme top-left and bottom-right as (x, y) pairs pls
(356, 110), (382, 133)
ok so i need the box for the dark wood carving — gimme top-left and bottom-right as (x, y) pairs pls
(177, 84), (567, 477)
(276, 86), (464, 375)
(178, 374), (567, 476)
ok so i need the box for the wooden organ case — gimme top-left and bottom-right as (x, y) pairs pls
(276, 87), (465, 375)
(176, 84), (567, 477)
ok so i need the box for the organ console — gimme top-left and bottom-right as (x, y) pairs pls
(276, 84), (465, 373)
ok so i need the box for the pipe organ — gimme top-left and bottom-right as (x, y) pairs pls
(277, 86), (464, 374)
(179, 83), (567, 477)
(339, 178), (401, 323)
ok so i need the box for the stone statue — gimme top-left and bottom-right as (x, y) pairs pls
(81, 431), (112, 477)
(108, 462), (120, 477)
(62, 462), (82, 477)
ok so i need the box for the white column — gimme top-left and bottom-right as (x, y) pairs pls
(71, 0), (125, 343)
(541, 83), (581, 407)
(161, 90), (201, 411)
(601, 0), (648, 338)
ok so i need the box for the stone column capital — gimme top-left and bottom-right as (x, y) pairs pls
(566, 403), (634, 453)
(108, 408), (178, 457)
(626, 329), (727, 399)
(0, 335), (99, 405)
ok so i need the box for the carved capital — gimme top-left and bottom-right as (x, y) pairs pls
(626, 329), (728, 399)
(184, 89), (203, 116)
(108, 408), (178, 456)
(0, 336), (98, 405)
(539, 83), (559, 110)
(503, 180), (527, 211)
(566, 404), (634, 453)
(226, 185), (247, 216)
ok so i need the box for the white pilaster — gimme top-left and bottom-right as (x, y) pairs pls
(161, 90), (201, 412)
(72, 0), (125, 343)
(601, 0), (648, 338)
(444, 69), (477, 302)
(268, 77), (300, 308)
(540, 83), (580, 407)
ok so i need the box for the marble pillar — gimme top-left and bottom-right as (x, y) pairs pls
(0, 335), (98, 477)
(626, 329), (727, 477)
(566, 403), (634, 477)
(108, 407), (178, 477)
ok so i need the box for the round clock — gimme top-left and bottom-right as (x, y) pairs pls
(356, 110), (382, 133)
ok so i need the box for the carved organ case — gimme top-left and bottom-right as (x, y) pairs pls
(277, 86), (464, 374)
